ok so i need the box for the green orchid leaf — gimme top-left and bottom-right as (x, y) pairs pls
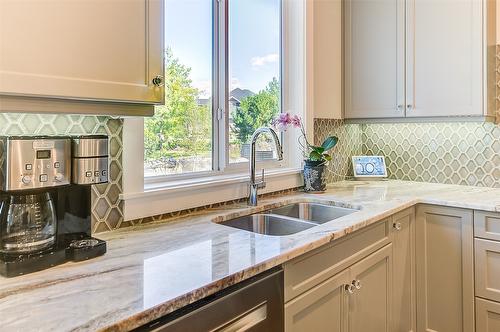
(311, 146), (325, 154)
(323, 153), (332, 161)
(321, 136), (338, 151)
(309, 150), (322, 161)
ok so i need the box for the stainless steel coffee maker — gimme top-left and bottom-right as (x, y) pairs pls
(0, 135), (108, 277)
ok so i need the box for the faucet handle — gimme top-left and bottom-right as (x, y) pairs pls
(258, 169), (266, 189)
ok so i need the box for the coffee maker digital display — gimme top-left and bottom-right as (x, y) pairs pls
(0, 136), (108, 277)
(36, 150), (51, 159)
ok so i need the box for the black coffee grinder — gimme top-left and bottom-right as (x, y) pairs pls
(0, 135), (108, 277)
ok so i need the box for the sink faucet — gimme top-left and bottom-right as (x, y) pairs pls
(248, 127), (283, 206)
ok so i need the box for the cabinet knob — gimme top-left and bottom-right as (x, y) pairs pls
(152, 75), (164, 87)
(352, 279), (362, 290)
(406, 104), (413, 110)
(397, 105), (404, 111)
(345, 283), (355, 294)
(393, 222), (402, 231)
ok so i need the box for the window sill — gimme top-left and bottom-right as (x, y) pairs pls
(120, 168), (303, 220)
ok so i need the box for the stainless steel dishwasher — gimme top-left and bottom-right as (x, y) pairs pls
(137, 268), (284, 332)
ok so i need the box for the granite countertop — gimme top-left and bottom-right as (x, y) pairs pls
(1, 180), (500, 332)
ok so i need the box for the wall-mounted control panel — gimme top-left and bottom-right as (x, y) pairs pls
(0, 137), (71, 191)
(71, 136), (109, 185)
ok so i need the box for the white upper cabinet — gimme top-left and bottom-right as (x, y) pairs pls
(406, 0), (483, 118)
(0, 0), (164, 109)
(344, 0), (496, 120)
(344, 0), (405, 118)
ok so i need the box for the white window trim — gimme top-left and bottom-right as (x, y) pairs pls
(120, 0), (312, 221)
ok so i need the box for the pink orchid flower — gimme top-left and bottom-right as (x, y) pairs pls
(273, 112), (301, 131)
(273, 112), (292, 131)
(291, 115), (301, 128)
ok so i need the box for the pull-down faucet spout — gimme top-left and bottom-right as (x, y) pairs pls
(248, 127), (283, 206)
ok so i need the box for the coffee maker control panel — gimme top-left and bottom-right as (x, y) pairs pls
(0, 137), (71, 191)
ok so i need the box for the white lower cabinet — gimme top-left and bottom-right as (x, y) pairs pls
(348, 245), (393, 332)
(284, 213), (411, 332)
(285, 244), (393, 332)
(474, 210), (500, 332)
(283, 205), (481, 332)
(285, 268), (350, 331)
(475, 238), (500, 303)
(416, 205), (474, 332)
(476, 298), (500, 332)
(391, 208), (416, 332)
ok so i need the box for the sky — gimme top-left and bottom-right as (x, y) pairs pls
(165, 0), (281, 98)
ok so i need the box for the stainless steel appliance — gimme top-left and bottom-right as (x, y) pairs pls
(0, 136), (108, 277)
(71, 135), (108, 185)
(137, 268), (284, 332)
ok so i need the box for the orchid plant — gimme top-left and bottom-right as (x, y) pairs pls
(272, 112), (338, 165)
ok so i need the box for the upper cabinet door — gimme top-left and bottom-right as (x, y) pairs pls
(0, 0), (164, 104)
(406, 0), (483, 117)
(344, 0), (405, 119)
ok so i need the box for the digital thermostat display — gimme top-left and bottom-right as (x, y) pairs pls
(352, 156), (387, 178)
(36, 150), (51, 159)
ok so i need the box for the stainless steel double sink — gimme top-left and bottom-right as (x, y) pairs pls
(217, 202), (357, 236)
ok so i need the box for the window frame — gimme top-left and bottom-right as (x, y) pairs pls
(144, 0), (286, 184)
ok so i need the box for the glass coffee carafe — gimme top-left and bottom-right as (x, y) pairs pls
(0, 192), (57, 255)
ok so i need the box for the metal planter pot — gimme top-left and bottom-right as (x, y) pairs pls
(303, 160), (327, 192)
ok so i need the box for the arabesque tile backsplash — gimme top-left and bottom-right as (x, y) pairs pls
(314, 120), (500, 188)
(314, 119), (363, 183)
(362, 122), (499, 187)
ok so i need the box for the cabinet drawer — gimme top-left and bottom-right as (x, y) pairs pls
(475, 211), (500, 241)
(475, 238), (500, 302)
(284, 218), (390, 302)
(476, 297), (500, 332)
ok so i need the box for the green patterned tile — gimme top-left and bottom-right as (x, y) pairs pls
(362, 122), (500, 188)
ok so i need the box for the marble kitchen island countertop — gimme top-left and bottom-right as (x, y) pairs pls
(1, 180), (500, 332)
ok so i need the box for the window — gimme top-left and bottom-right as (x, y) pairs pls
(144, 0), (282, 178)
(228, 0), (282, 164)
(144, 0), (213, 177)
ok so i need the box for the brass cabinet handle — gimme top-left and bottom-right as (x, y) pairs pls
(152, 75), (164, 87)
